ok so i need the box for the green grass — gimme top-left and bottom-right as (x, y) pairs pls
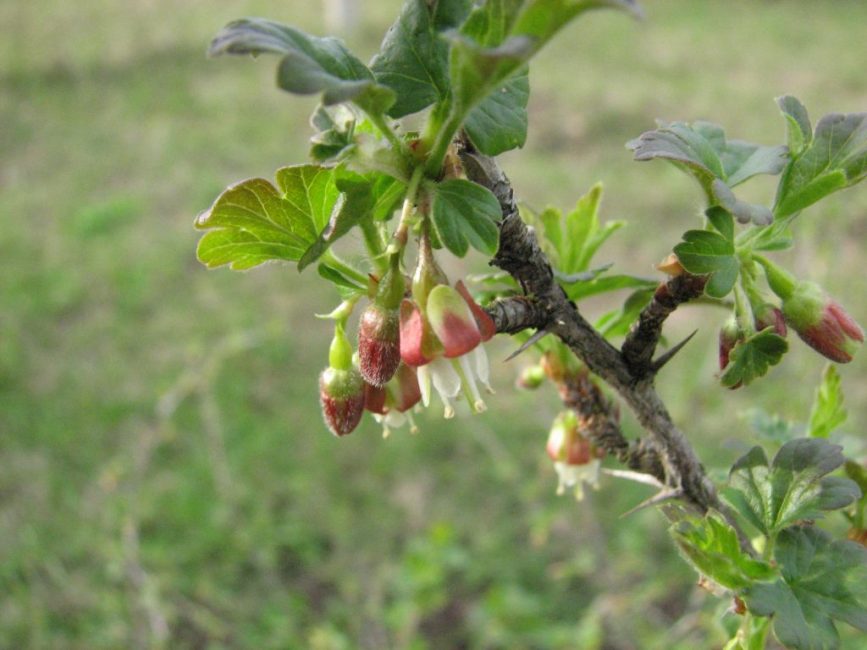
(1, 1), (866, 648)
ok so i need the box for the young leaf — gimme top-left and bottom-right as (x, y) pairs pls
(566, 274), (657, 301)
(807, 365), (847, 439)
(369, 0), (470, 118)
(596, 288), (655, 338)
(723, 438), (861, 537)
(671, 510), (776, 591)
(673, 230), (739, 298)
(720, 330), (788, 388)
(711, 180), (773, 226)
(706, 205), (734, 242)
(195, 165), (338, 270)
(430, 179), (501, 257)
(777, 95), (812, 157)
(775, 110), (867, 218)
(209, 18), (395, 115)
(628, 120), (788, 197)
(318, 261), (367, 298)
(448, 0), (639, 133)
(744, 526), (867, 650)
(463, 71), (530, 156)
(309, 104), (358, 162)
(298, 176), (376, 271)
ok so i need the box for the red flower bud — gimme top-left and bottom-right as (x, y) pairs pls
(782, 282), (864, 363)
(358, 303), (401, 386)
(319, 367), (365, 436)
(718, 318), (743, 372)
(399, 299), (441, 367)
(426, 284), (482, 358)
(455, 280), (496, 342)
(364, 382), (387, 415)
(753, 303), (787, 337)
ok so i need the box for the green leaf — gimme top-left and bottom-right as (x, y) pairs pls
(741, 408), (798, 446)
(720, 330), (788, 388)
(628, 120), (788, 196)
(671, 510), (776, 591)
(775, 110), (867, 218)
(706, 205), (734, 242)
(596, 288), (655, 338)
(673, 230), (739, 298)
(209, 18), (395, 114)
(807, 365), (847, 439)
(448, 0), (639, 130)
(195, 165), (338, 270)
(744, 526), (867, 650)
(309, 104), (358, 162)
(318, 261), (367, 298)
(430, 179), (501, 257)
(298, 176), (375, 271)
(566, 274), (657, 301)
(369, 0), (471, 118)
(464, 71), (529, 155)
(777, 95), (812, 157)
(724, 439), (861, 537)
(712, 180), (773, 226)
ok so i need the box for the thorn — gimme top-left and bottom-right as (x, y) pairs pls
(503, 329), (549, 362)
(601, 468), (664, 488)
(650, 329), (698, 373)
(620, 487), (684, 518)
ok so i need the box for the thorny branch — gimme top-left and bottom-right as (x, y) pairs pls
(460, 142), (726, 519)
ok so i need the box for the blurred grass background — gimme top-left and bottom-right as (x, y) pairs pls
(1, 0), (866, 648)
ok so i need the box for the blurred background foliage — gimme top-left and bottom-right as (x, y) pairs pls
(1, 0), (866, 648)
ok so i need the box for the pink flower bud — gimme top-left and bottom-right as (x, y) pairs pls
(319, 367), (365, 437)
(426, 284), (482, 358)
(455, 280), (496, 342)
(782, 282), (864, 363)
(753, 303), (787, 338)
(546, 410), (603, 499)
(718, 318), (743, 372)
(399, 299), (441, 367)
(358, 303), (401, 386)
(364, 382), (387, 415)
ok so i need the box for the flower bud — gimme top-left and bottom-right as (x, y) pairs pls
(753, 303), (787, 337)
(718, 317), (743, 372)
(399, 299), (441, 367)
(516, 365), (546, 390)
(358, 303), (401, 386)
(319, 366), (365, 437)
(781, 282), (864, 363)
(426, 284), (482, 358)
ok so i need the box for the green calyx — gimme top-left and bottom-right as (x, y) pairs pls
(375, 253), (406, 310)
(780, 281), (825, 329)
(755, 255), (797, 300)
(328, 324), (355, 371)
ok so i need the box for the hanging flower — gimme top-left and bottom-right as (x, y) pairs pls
(782, 283), (863, 363)
(546, 410), (604, 500)
(399, 280), (495, 418)
(364, 363), (422, 436)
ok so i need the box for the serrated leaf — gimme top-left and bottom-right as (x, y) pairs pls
(671, 510), (777, 591)
(721, 330), (788, 388)
(448, 0), (638, 131)
(724, 439), (861, 537)
(309, 104), (358, 162)
(369, 0), (471, 118)
(744, 526), (867, 650)
(209, 18), (394, 114)
(298, 176), (375, 271)
(628, 120), (788, 196)
(464, 71), (529, 155)
(807, 365), (847, 439)
(195, 166), (338, 270)
(673, 230), (739, 298)
(430, 179), (501, 257)
(775, 110), (867, 218)
(777, 95), (812, 157)
(711, 180), (773, 226)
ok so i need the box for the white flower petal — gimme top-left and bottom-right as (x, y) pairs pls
(430, 357), (461, 398)
(417, 364), (432, 407)
(472, 346), (493, 394)
(457, 355), (485, 413)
